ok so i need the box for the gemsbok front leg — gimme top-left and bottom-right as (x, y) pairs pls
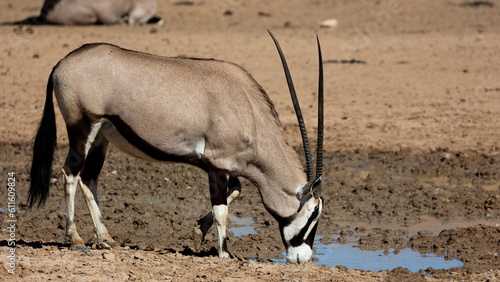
(194, 177), (241, 251)
(208, 168), (231, 258)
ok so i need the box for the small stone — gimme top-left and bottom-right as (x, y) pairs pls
(320, 18), (338, 28)
(103, 252), (116, 260)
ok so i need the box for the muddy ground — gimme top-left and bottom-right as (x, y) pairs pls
(1, 0), (500, 281)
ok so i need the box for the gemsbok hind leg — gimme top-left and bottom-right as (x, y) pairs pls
(62, 121), (103, 251)
(193, 177), (241, 252)
(78, 130), (120, 250)
(208, 168), (231, 258)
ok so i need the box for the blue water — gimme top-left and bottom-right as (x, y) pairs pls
(270, 240), (463, 272)
(228, 214), (258, 237)
(312, 241), (463, 272)
(228, 213), (463, 272)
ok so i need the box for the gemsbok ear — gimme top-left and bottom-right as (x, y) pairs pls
(297, 175), (322, 200)
(310, 175), (322, 199)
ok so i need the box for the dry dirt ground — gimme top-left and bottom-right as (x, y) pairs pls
(1, 0), (500, 281)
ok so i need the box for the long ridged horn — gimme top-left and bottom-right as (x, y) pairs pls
(315, 35), (324, 198)
(268, 30), (314, 182)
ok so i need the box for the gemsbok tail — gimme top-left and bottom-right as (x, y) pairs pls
(28, 69), (57, 209)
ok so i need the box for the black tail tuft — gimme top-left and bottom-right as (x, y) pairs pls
(28, 69), (57, 209)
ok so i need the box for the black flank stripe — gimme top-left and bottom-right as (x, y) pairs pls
(103, 115), (207, 170)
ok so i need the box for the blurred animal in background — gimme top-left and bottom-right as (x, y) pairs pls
(3, 0), (162, 25)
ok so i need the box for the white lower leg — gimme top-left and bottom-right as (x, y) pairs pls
(213, 204), (230, 258)
(227, 189), (240, 204)
(79, 179), (118, 249)
(63, 170), (85, 247)
(197, 188), (240, 236)
(194, 178), (240, 252)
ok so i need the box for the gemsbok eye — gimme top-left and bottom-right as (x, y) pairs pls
(314, 205), (319, 212)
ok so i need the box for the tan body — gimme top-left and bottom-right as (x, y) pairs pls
(29, 34), (324, 263)
(56, 43), (305, 212)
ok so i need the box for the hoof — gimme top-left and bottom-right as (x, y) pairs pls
(235, 253), (246, 261)
(193, 228), (203, 252)
(97, 240), (121, 250)
(97, 242), (113, 250)
(219, 251), (232, 259)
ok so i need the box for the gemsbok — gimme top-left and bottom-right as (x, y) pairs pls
(5, 0), (161, 25)
(28, 31), (324, 264)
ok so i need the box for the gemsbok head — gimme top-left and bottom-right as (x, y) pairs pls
(28, 30), (324, 264)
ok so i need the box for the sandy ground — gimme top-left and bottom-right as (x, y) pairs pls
(1, 0), (500, 280)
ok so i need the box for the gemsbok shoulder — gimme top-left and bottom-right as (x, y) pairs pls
(28, 31), (324, 264)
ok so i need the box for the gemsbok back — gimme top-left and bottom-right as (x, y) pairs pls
(28, 31), (324, 264)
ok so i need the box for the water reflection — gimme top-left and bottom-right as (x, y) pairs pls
(312, 241), (463, 272)
(229, 212), (464, 272)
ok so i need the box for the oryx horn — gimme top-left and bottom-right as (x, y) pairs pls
(268, 30), (314, 182)
(315, 35), (324, 198)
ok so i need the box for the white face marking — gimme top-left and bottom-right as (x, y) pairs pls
(281, 198), (322, 264)
(282, 199), (321, 242)
(195, 140), (205, 159)
(303, 199), (322, 239)
(283, 218), (306, 242)
(287, 244), (313, 264)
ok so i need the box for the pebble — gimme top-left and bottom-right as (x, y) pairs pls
(103, 252), (116, 260)
(320, 18), (338, 28)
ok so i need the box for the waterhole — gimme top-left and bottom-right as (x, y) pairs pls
(229, 213), (464, 272)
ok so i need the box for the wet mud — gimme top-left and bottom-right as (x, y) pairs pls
(1, 144), (499, 280)
(2, 0), (500, 280)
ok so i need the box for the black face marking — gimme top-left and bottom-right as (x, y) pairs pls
(304, 220), (318, 248)
(279, 197), (323, 249)
(277, 197), (322, 249)
(288, 206), (321, 247)
(276, 193), (314, 227)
